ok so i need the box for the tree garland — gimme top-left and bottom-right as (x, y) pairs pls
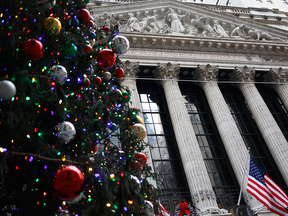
(174, 201), (195, 216)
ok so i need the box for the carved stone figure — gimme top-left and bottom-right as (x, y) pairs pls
(191, 17), (218, 38)
(164, 8), (188, 32)
(189, 19), (199, 36)
(102, 12), (120, 31)
(127, 13), (143, 32)
(247, 30), (285, 42)
(213, 20), (229, 38)
(230, 24), (249, 39)
(140, 14), (160, 33)
(159, 24), (173, 34)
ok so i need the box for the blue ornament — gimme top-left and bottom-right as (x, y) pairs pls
(71, 19), (79, 27)
(111, 123), (117, 131)
(89, 32), (96, 39)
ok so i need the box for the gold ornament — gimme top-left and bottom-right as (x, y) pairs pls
(136, 116), (144, 125)
(117, 89), (122, 96)
(131, 123), (147, 140)
(43, 17), (62, 35)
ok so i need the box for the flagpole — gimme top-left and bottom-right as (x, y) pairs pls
(237, 147), (250, 206)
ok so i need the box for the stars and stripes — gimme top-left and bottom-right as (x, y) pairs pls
(247, 158), (288, 216)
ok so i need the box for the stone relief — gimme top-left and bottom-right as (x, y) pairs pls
(260, 56), (288, 63)
(92, 9), (286, 42)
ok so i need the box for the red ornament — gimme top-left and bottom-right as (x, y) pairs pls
(63, 12), (70, 20)
(96, 49), (116, 69)
(130, 160), (142, 172)
(81, 77), (90, 87)
(94, 76), (102, 85)
(83, 45), (93, 53)
(22, 39), (44, 60)
(52, 165), (84, 201)
(92, 145), (98, 152)
(134, 152), (147, 165)
(78, 9), (90, 23)
(103, 26), (110, 32)
(89, 20), (94, 27)
(114, 67), (125, 79)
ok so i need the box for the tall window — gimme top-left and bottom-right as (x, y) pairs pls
(180, 83), (239, 209)
(219, 84), (287, 190)
(137, 80), (191, 214)
(256, 85), (288, 141)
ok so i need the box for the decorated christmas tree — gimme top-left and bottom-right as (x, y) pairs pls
(0, 0), (158, 215)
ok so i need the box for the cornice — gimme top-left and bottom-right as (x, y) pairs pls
(122, 32), (288, 56)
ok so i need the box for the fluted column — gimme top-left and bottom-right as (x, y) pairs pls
(121, 60), (156, 187)
(264, 68), (288, 111)
(153, 63), (223, 215)
(193, 64), (265, 213)
(230, 66), (288, 185)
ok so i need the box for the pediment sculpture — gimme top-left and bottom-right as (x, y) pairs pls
(92, 8), (285, 42)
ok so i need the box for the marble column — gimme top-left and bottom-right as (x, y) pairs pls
(193, 64), (265, 214)
(120, 60), (156, 188)
(264, 68), (288, 111)
(230, 66), (288, 186)
(153, 63), (224, 215)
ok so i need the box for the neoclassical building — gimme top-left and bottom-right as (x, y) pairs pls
(89, 0), (288, 215)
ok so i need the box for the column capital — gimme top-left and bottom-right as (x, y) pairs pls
(122, 60), (140, 78)
(153, 62), (180, 80)
(230, 66), (255, 82)
(193, 64), (219, 82)
(263, 68), (288, 83)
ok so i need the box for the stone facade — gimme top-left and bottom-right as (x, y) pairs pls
(89, 1), (288, 215)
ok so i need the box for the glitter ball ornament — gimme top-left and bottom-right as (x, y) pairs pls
(114, 67), (125, 79)
(81, 77), (90, 87)
(122, 91), (130, 103)
(52, 165), (84, 201)
(78, 9), (90, 23)
(89, 32), (96, 39)
(48, 65), (68, 84)
(22, 39), (44, 60)
(103, 71), (112, 80)
(83, 44), (93, 53)
(94, 76), (102, 85)
(131, 123), (147, 140)
(89, 20), (94, 27)
(43, 17), (62, 35)
(111, 35), (130, 55)
(144, 200), (154, 216)
(0, 80), (16, 100)
(96, 49), (115, 69)
(55, 121), (76, 142)
(134, 152), (147, 165)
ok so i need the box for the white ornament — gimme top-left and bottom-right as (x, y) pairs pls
(0, 80), (16, 100)
(144, 200), (155, 216)
(130, 175), (141, 193)
(112, 35), (130, 54)
(55, 121), (76, 142)
(103, 71), (112, 80)
(49, 65), (68, 84)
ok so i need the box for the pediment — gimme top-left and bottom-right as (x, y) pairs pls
(88, 0), (287, 42)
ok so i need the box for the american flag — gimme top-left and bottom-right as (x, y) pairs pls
(247, 158), (288, 216)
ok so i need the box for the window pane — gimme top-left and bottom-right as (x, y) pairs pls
(151, 148), (161, 160)
(152, 113), (161, 123)
(143, 113), (153, 123)
(141, 103), (150, 112)
(140, 94), (148, 102)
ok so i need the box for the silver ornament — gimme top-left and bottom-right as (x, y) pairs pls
(0, 80), (16, 100)
(48, 65), (68, 84)
(55, 121), (76, 142)
(130, 175), (141, 193)
(103, 71), (112, 80)
(111, 35), (130, 54)
(144, 200), (155, 216)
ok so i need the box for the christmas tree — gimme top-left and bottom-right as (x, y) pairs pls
(0, 0), (158, 215)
